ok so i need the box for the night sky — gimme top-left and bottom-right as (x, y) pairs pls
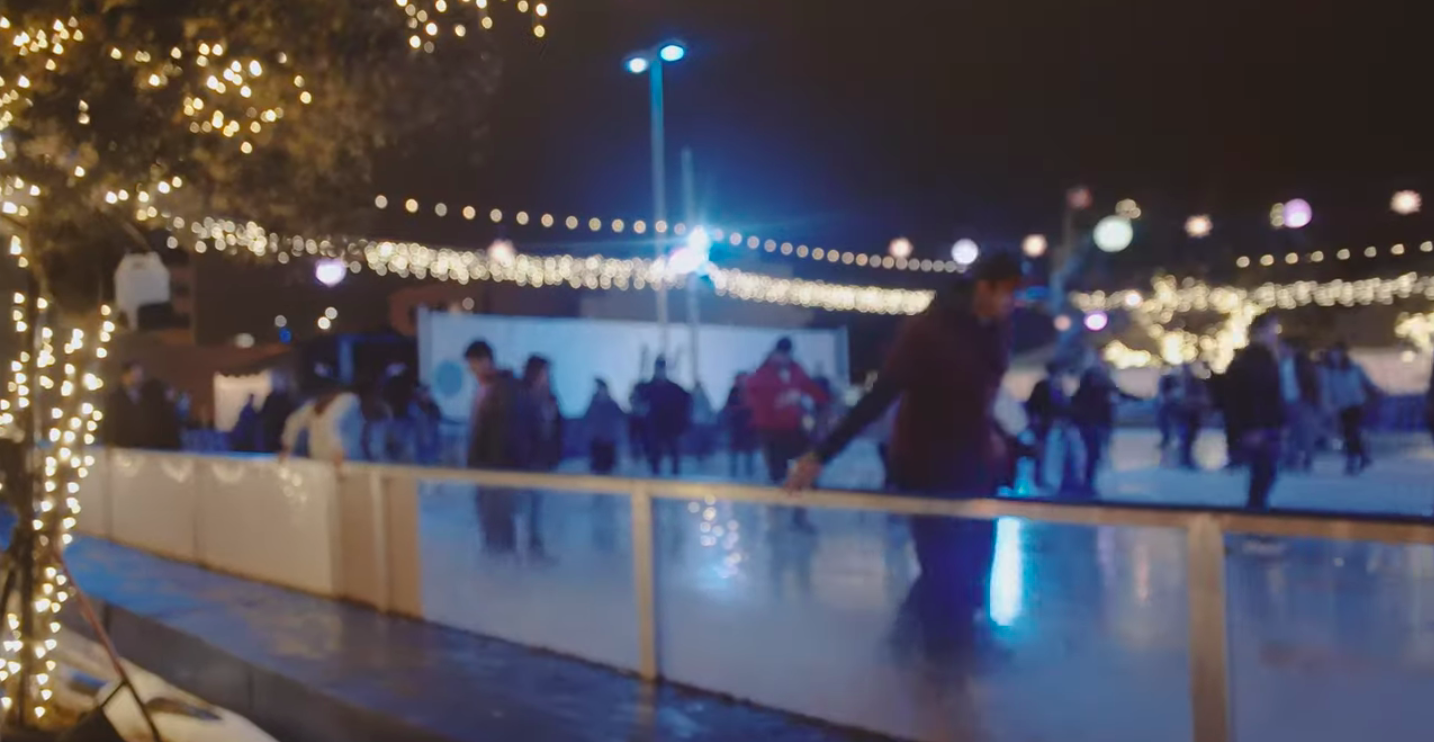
(397, 0), (1434, 259)
(207, 0), (1434, 343)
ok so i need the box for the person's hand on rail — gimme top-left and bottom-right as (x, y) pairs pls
(784, 452), (823, 494)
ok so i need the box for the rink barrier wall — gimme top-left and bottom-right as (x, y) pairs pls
(72, 448), (1434, 742)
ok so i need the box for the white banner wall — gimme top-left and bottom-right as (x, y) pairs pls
(417, 311), (848, 420)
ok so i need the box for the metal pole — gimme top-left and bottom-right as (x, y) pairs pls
(650, 62), (669, 360)
(681, 148), (700, 388)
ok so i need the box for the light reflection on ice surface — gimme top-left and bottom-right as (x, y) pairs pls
(413, 433), (1434, 742)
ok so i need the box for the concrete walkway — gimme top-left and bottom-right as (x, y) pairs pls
(63, 538), (886, 742)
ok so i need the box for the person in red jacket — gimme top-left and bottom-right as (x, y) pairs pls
(745, 337), (829, 529)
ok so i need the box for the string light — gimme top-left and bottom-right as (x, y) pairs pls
(1239, 239), (1434, 269)
(378, 196), (994, 274)
(402, 194), (1434, 279)
(171, 216), (941, 315)
(1076, 272), (1434, 371)
(0, 232), (108, 722)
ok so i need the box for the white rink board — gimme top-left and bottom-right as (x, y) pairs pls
(417, 311), (848, 420)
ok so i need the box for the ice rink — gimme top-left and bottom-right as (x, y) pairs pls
(413, 430), (1434, 742)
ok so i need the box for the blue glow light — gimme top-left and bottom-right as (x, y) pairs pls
(669, 227), (712, 275)
(687, 225), (712, 261)
(988, 517), (1025, 628)
(659, 43), (686, 63)
(626, 56), (650, 75)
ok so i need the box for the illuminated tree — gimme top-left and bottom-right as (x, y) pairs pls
(0, 0), (536, 730)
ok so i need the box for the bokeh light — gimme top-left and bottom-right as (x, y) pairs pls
(314, 259), (346, 287)
(951, 239), (980, 266)
(1094, 216), (1134, 252)
(1185, 215), (1213, 238)
(1283, 199), (1312, 229)
(488, 239), (516, 264)
(1392, 190), (1422, 215)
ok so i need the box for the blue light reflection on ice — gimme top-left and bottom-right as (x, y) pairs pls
(988, 517), (1025, 628)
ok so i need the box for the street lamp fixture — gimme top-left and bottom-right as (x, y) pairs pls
(625, 56), (650, 75)
(659, 43), (687, 63)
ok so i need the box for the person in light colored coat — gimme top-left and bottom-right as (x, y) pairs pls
(279, 378), (366, 464)
(1321, 343), (1378, 474)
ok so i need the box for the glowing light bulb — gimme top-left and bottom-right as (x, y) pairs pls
(1283, 199), (1312, 229)
(951, 239), (980, 266)
(1094, 216), (1134, 252)
(1392, 190), (1422, 215)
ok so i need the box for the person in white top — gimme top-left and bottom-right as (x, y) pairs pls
(279, 384), (366, 464)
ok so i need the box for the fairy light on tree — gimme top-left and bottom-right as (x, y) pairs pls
(394, 0), (553, 51)
(0, 1), (517, 731)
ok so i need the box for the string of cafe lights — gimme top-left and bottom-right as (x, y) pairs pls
(379, 189), (1432, 278)
(1235, 240), (1434, 269)
(182, 208), (1434, 324)
(170, 215), (937, 315)
(0, 235), (110, 724)
(373, 195), (973, 274)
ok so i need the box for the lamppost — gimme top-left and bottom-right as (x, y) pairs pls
(625, 41), (687, 359)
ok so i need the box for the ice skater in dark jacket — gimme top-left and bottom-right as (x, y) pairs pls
(786, 252), (1023, 664)
(1024, 362), (1069, 489)
(1224, 314), (1286, 511)
(1068, 361), (1141, 497)
(465, 340), (540, 556)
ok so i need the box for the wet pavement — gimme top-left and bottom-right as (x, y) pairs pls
(64, 538), (888, 742)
